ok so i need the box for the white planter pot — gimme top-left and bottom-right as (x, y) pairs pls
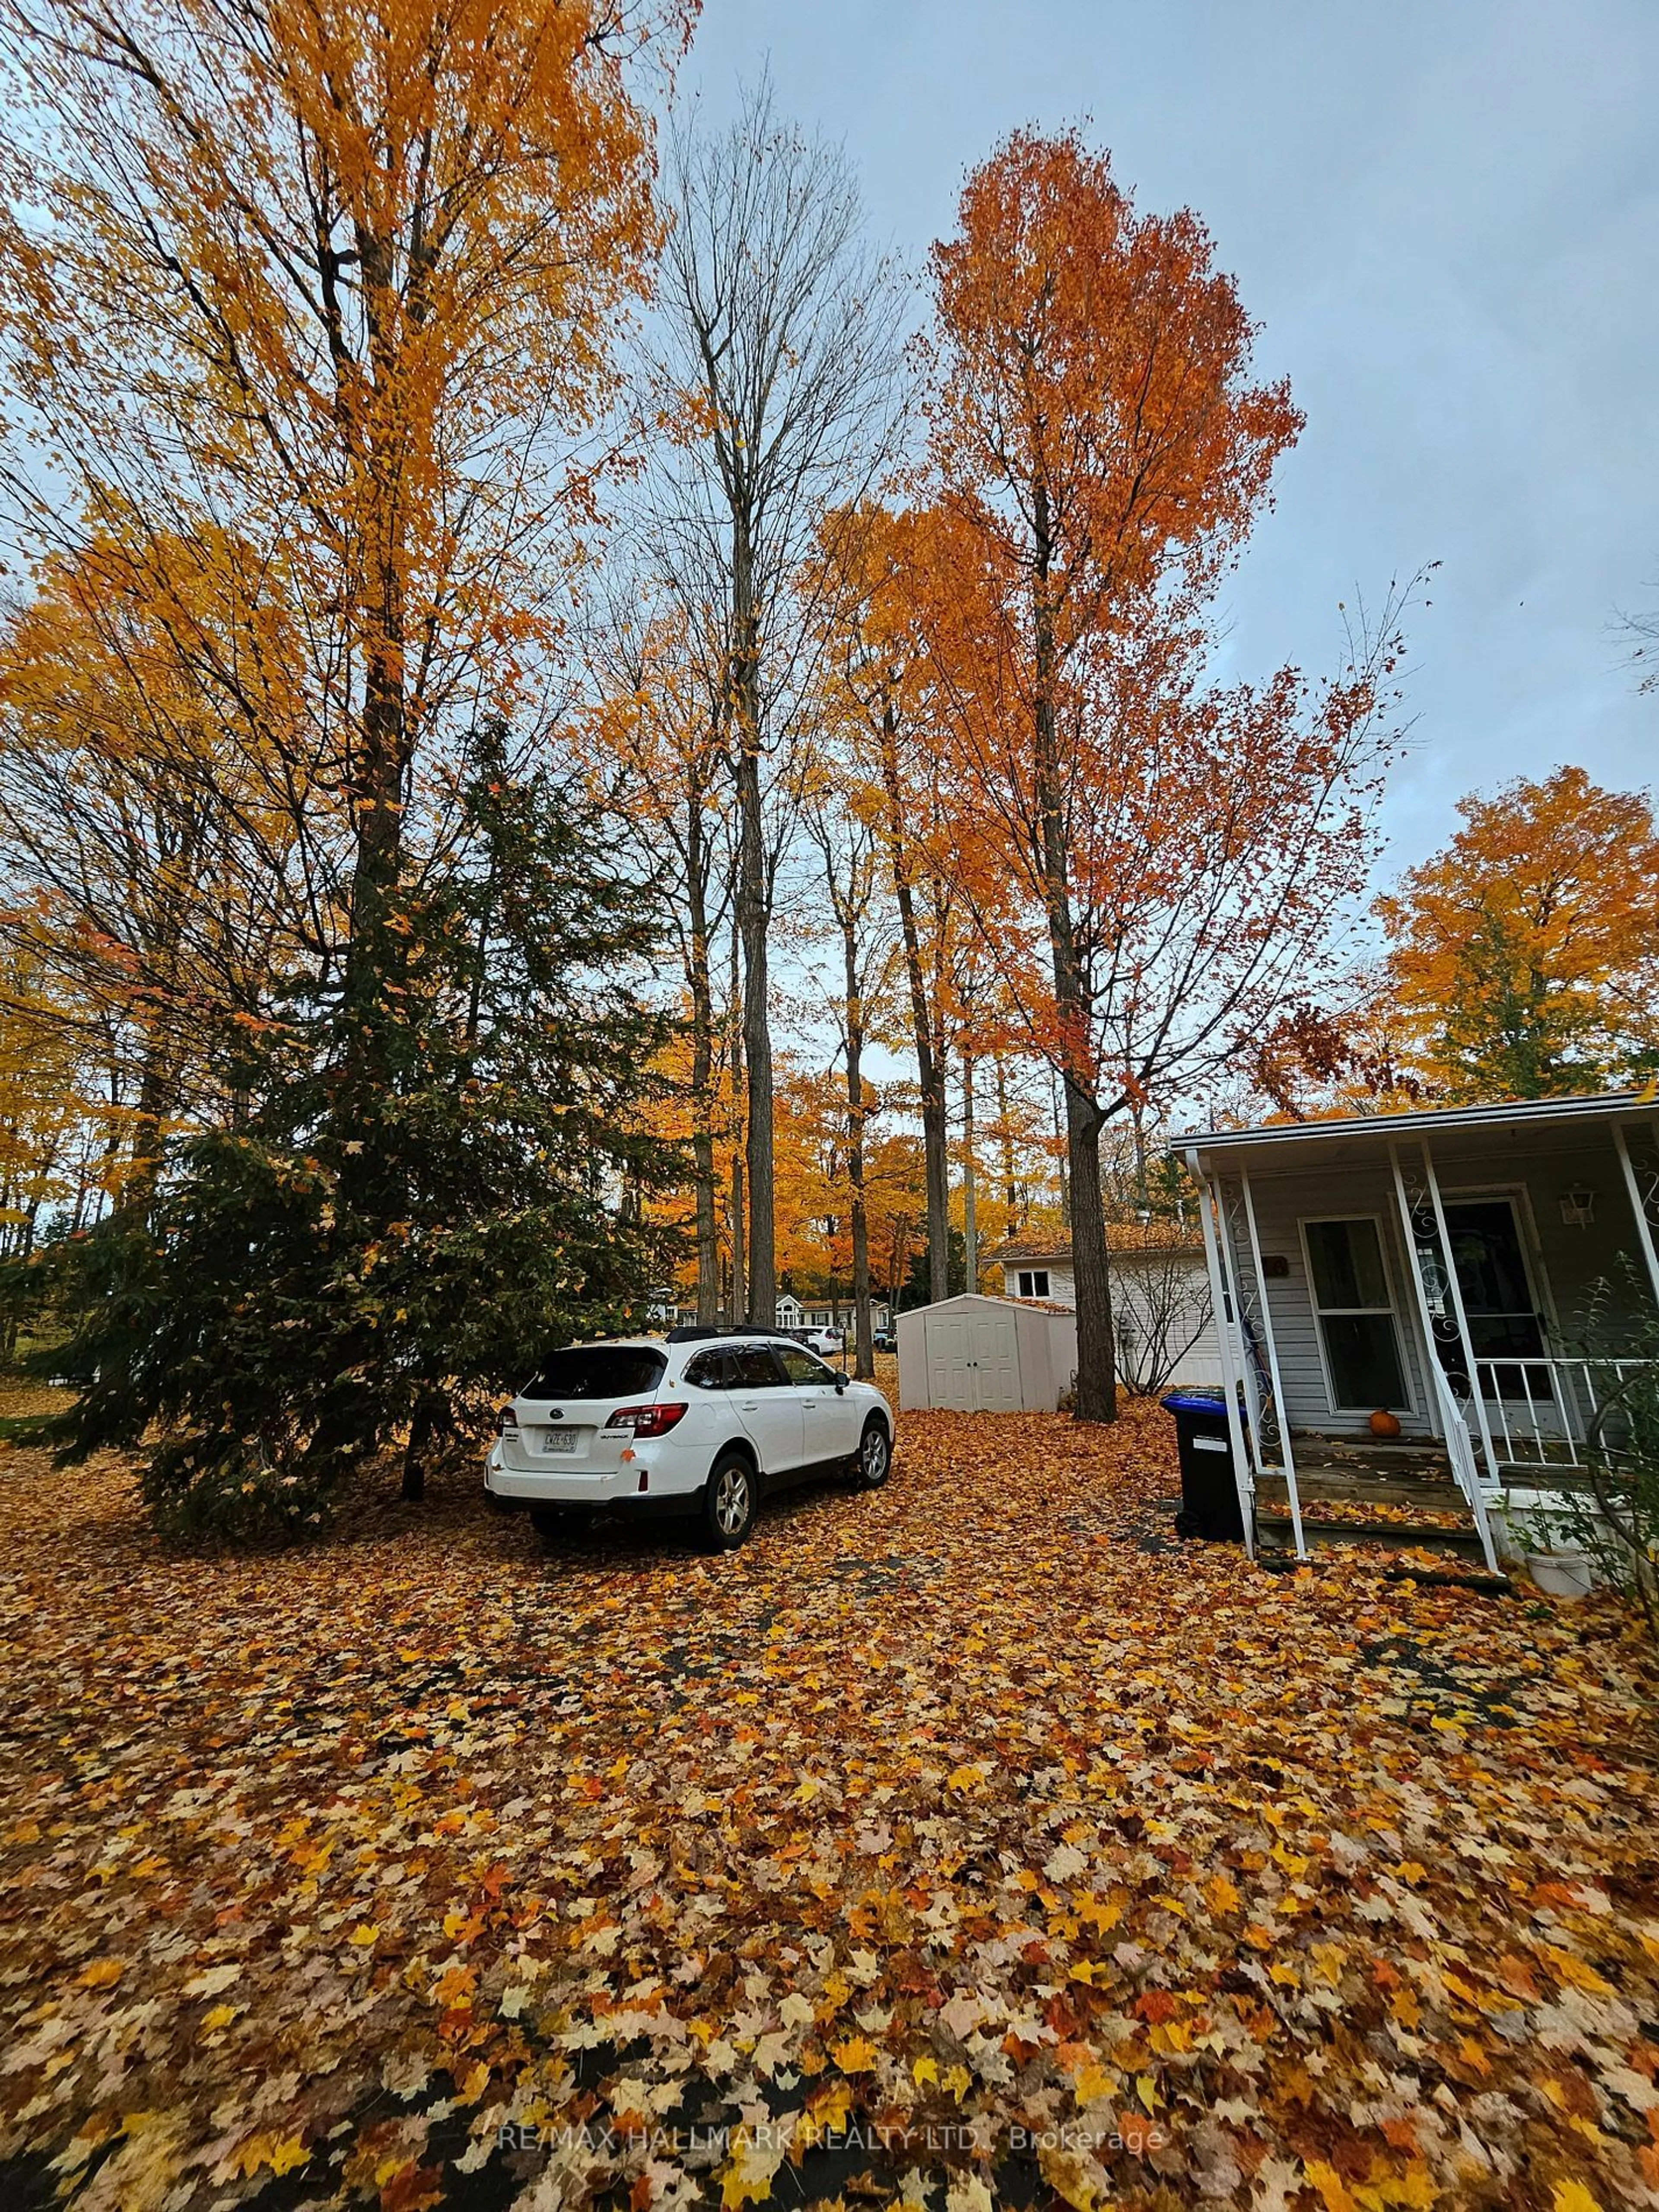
(1526, 1548), (1595, 1600)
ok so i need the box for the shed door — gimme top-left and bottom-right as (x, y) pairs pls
(971, 1313), (1020, 1408)
(925, 1310), (1020, 1410)
(925, 1312), (976, 1410)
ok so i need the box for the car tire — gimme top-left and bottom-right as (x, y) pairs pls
(855, 1416), (892, 1490)
(703, 1452), (756, 1551)
(531, 1503), (593, 1542)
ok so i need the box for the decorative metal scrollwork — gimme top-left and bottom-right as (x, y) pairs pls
(1394, 1150), (1471, 1396)
(1215, 1174), (1285, 1465)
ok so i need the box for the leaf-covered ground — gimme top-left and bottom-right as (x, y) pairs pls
(2, 1391), (1657, 2212)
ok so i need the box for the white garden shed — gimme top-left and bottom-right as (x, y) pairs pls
(896, 1294), (1079, 1413)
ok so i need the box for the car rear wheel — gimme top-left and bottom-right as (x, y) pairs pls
(856, 1417), (891, 1490)
(703, 1452), (756, 1551)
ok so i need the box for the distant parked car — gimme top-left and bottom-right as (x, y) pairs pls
(804, 1325), (844, 1357)
(872, 1329), (896, 1354)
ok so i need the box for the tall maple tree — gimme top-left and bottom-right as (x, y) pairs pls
(919, 132), (1398, 1418)
(814, 502), (980, 1308)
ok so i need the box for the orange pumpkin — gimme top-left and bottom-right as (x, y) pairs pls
(1369, 1408), (1402, 1439)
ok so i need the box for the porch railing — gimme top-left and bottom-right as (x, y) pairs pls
(1427, 1362), (1500, 1573)
(1469, 1355), (1659, 1470)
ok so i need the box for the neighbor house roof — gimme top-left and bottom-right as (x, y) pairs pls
(998, 1233), (1205, 1266)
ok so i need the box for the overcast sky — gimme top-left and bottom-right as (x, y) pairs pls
(675, 0), (1659, 886)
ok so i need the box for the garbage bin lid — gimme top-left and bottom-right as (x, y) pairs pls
(1159, 1391), (1229, 1414)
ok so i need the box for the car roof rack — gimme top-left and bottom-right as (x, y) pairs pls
(665, 1323), (790, 1344)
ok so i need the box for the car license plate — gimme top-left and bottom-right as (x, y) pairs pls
(541, 1428), (577, 1453)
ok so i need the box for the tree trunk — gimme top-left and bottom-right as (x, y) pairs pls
(402, 1387), (451, 1502)
(995, 1053), (1022, 1229)
(731, 540), (775, 1325)
(842, 913), (874, 1379)
(875, 697), (949, 1303)
(1052, 1073), (1071, 1232)
(1029, 471), (1115, 1421)
(686, 801), (720, 1325)
(336, 223), (413, 1271)
(962, 1050), (978, 1296)
(1061, 1078), (1115, 1418)
(727, 915), (746, 1325)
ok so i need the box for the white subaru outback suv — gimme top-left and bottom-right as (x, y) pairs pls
(485, 1328), (894, 1550)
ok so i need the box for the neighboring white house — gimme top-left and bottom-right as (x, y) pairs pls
(998, 1246), (1077, 1307)
(997, 1239), (1224, 1390)
(654, 1292), (892, 1335)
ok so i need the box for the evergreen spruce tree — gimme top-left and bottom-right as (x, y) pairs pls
(35, 724), (678, 1540)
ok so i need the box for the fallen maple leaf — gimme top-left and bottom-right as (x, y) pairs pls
(717, 2126), (786, 2209)
(829, 2034), (877, 2073)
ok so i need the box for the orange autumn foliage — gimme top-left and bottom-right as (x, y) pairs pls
(1375, 766), (1659, 1100)
(0, 0), (691, 1133)
(913, 130), (1399, 1417)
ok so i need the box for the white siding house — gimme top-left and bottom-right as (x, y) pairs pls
(997, 1241), (1224, 1390)
(657, 1294), (892, 1335)
(998, 1248), (1077, 1307)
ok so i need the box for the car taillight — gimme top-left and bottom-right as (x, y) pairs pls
(499, 1406), (518, 1433)
(606, 1402), (688, 1439)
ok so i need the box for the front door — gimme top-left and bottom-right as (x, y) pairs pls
(776, 1342), (861, 1466)
(730, 1345), (804, 1480)
(1442, 1198), (1547, 1363)
(1440, 1195), (1569, 1439)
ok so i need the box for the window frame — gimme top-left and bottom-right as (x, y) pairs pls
(1015, 1269), (1051, 1300)
(1296, 1212), (1414, 1417)
(682, 1350), (734, 1391)
(730, 1344), (789, 1390)
(777, 1344), (838, 1388)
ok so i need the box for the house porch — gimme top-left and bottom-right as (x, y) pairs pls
(1183, 1092), (1659, 1571)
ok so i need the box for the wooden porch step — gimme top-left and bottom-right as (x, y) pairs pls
(1290, 1435), (1454, 1472)
(1256, 1511), (1487, 1560)
(1259, 1470), (1463, 1509)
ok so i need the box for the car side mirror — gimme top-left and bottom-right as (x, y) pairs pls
(834, 1378), (846, 1394)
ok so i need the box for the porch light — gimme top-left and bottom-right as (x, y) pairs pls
(1559, 1187), (1595, 1227)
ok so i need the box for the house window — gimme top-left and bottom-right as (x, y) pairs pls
(1302, 1217), (1408, 1411)
(1016, 1269), (1050, 1300)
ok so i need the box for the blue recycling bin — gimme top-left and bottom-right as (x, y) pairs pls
(1160, 1391), (1246, 1544)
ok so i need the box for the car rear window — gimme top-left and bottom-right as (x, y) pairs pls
(521, 1347), (666, 1401)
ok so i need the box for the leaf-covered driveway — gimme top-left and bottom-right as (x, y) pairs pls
(2, 1401), (1657, 2212)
